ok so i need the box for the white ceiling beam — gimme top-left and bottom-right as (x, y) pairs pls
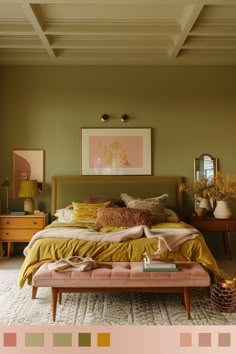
(0, 38), (43, 48)
(169, 3), (204, 58)
(21, 2), (56, 58)
(0, 23), (35, 34)
(51, 39), (172, 51)
(44, 22), (180, 36)
(12, 1), (202, 5)
(0, 0), (236, 5)
(191, 22), (236, 36)
(183, 37), (236, 49)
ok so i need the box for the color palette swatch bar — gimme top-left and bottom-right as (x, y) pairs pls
(0, 326), (235, 354)
(179, 331), (232, 349)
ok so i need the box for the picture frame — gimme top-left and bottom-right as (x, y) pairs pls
(81, 128), (152, 175)
(13, 149), (44, 198)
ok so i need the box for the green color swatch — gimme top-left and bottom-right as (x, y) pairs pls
(25, 333), (44, 347)
(53, 333), (72, 347)
(78, 333), (91, 347)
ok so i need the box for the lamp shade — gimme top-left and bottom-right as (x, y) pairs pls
(18, 180), (39, 198)
(18, 179), (39, 214)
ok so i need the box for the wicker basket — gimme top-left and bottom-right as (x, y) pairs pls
(211, 284), (236, 313)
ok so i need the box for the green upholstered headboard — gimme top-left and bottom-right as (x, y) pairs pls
(51, 176), (183, 217)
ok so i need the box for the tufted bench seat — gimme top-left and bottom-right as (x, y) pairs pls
(32, 261), (210, 321)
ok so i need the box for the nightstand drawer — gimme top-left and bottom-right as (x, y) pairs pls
(0, 216), (45, 229)
(0, 229), (38, 241)
(190, 218), (236, 232)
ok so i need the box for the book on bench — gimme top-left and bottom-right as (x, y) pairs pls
(142, 258), (179, 272)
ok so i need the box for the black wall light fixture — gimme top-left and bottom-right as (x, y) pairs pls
(120, 114), (128, 123)
(101, 114), (110, 122)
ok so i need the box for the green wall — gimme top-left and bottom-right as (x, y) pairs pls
(1, 65), (236, 215)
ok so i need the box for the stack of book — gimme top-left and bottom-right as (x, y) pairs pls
(34, 210), (45, 215)
(142, 258), (178, 272)
(10, 211), (26, 216)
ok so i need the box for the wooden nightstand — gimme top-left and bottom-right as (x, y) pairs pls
(0, 214), (48, 257)
(188, 217), (236, 260)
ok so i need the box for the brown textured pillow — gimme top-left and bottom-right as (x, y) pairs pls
(164, 208), (180, 223)
(96, 207), (152, 227)
(84, 197), (126, 208)
(121, 194), (168, 224)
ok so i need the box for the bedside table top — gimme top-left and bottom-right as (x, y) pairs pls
(0, 214), (48, 217)
(190, 216), (236, 221)
(188, 216), (236, 232)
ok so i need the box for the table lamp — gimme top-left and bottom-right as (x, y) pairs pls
(18, 179), (39, 214)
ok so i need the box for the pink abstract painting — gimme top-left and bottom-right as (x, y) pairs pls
(89, 136), (143, 169)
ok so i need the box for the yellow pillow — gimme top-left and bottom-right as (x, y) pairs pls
(72, 202), (110, 223)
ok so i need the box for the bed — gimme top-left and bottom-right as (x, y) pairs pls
(18, 175), (220, 288)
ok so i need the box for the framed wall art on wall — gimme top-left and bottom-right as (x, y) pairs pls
(13, 149), (44, 198)
(81, 128), (152, 176)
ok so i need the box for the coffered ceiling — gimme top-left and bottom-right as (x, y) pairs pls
(0, 0), (236, 65)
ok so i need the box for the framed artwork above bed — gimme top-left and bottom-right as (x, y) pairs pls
(81, 128), (152, 175)
(13, 149), (44, 198)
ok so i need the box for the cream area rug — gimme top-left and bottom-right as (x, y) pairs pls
(0, 269), (236, 326)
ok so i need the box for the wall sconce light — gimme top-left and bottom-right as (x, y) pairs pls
(1, 177), (10, 214)
(101, 114), (110, 123)
(120, 114), (128, 123)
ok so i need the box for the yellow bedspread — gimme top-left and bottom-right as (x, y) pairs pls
(18, 222), (220, 288)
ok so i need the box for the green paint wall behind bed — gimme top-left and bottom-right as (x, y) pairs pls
(0, 65), (236, 217)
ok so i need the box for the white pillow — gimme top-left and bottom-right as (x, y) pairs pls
(54, 207), (74, 223)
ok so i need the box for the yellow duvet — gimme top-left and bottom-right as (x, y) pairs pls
(18, 222), (220, 288)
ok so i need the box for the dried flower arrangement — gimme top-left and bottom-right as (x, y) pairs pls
(179, 171), (236, 202)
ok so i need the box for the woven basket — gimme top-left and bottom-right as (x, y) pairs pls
(211, 284), (236, 313)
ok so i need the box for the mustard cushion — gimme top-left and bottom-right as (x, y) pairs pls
(72, 202), (110, 223)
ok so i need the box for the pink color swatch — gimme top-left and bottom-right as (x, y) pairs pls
(199, 333), (211, 347)
(180, 333), (192, 347)
(218, 333), (231, 347)
(3, 333), (17, 347)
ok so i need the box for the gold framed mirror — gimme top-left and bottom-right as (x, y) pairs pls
(194, 154), (219, 211)
(194, 154), (218, 183)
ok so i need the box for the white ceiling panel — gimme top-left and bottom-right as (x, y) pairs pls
(0, 0), (235, 65)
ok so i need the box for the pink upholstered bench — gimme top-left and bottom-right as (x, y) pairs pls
(32, 261), (210, 321)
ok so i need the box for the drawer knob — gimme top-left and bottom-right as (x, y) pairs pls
(6, 221), (10, 224)
(33, 221), (37, 225)
(6, 232), (9, 236)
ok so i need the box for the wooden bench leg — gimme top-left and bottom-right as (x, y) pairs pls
(51, 288), (58, 322)
(183, 287), (191, 320)
(32, 286), (38, 299)
(59, 292), (62, 305)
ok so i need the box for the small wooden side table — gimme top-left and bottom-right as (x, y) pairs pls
(0, 214), (48, 257)
(188, 217), (236, 260)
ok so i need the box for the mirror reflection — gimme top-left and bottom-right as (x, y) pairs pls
(194, 154), (219, 212)
(194, 154), (218, 183)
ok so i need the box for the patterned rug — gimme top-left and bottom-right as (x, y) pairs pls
(0, 269), (236, 325)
